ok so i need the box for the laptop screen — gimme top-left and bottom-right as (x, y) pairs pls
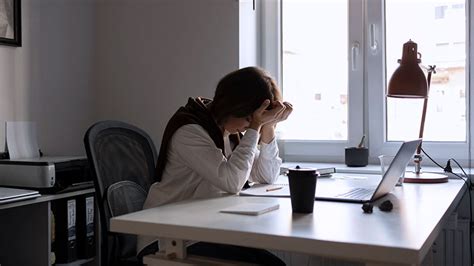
(371, 139), (422, 200)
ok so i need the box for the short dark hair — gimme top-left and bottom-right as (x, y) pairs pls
(209, 67), (282, 125)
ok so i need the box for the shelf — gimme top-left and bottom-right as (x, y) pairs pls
(0, 188), (94, 210)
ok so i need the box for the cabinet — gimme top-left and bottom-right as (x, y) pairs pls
(0, 188), (97, 266)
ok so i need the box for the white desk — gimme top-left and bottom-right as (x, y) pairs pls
(110, 178), (466, 266)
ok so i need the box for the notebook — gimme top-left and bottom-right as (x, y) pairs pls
(220, 202), (280, 215)
(241, 139), (421, 203)
(0, 187), (40, 204)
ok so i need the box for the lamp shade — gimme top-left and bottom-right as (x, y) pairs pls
(387, 40), (428, 98)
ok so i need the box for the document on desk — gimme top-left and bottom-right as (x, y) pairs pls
(240, 184), (290, 197)
(240, 175), (290, 197)
(220, 202), (279, 215)
(5, 121), (40, 159)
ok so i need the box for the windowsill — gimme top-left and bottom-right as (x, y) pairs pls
(281, 161), (450, 175)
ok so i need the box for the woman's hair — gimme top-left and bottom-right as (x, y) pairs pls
(209, 67), (282, 125)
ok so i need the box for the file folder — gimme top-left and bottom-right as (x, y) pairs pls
(76, 194), (95, 259)
(51, 198), (77, 263)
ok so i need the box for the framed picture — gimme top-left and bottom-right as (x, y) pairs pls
(0, 0), (21, 47)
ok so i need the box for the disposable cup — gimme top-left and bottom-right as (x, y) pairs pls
(287, 167), (318, 213)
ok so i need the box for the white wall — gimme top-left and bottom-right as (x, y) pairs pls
(0, 0), (97, 155)
(95, 0), (241, 148)
(0, 0), (248, 156)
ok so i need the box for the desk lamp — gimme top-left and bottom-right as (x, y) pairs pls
(387, 40), (448, 183)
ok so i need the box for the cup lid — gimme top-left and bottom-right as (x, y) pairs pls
(288, 167), (317, 172)
(288, 166), (319, 175)
(288, 165), (316, 171)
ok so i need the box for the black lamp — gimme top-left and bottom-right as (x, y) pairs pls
(387, 40), (448, 183)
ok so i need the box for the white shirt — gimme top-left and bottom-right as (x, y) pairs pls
(137, 124), (282, 253)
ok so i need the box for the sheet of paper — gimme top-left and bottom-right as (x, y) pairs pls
(239, 184), (290, 197)
(5, 121), (40, 159)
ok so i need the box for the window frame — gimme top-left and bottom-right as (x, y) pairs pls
(259, 0), (473, 167)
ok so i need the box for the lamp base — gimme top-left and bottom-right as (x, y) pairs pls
(403, 171), (448, 183)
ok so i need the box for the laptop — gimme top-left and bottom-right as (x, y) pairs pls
(0, 187), (40, 204)
(316, 139), (422, 203)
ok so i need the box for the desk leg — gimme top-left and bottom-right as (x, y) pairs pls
(142, 239), (255, 266)
(142, 238), (187, 266)
(163, 238), (187, 259)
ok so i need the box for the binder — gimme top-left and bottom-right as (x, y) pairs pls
(76, 194), (95, 259)
(51, 198), (77, 263)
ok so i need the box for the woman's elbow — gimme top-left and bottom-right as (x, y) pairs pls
(267, 172), (280, 184)
(228, 186), (241, 194)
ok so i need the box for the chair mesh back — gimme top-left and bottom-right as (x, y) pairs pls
(107, 181), (147, 217)
(95, 129), (155, 193)
(107, 181), (147, 258)
(84, 120), (157, 264)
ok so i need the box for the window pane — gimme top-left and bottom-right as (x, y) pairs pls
(281, 0), (348, 140)
(386, 0), (466, 142)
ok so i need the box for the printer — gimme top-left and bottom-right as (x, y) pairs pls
(0, 156), (92, 193)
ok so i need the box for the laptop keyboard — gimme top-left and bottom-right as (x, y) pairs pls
(336, 188), (374, 200)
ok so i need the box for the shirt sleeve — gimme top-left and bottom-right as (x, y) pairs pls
(170, 124), (259, 194)
(248, 137), (282, 184)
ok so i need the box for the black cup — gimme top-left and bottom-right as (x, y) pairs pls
(287, 167), (318, 213)
(345, 147), (368, 167)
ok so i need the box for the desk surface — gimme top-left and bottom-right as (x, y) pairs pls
(111, 179), (466, 265)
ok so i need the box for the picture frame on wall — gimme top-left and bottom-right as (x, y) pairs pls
(0, 0), (21, 47)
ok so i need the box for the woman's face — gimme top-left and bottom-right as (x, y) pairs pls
(223, 116), (251, 134)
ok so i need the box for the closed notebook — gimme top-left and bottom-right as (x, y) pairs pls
(220, 203), (279, 215)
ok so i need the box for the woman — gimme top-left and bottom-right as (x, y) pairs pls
(138, 67), (292, 265)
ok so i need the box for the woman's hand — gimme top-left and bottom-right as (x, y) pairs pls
(268, 101), (293, 125)
(248, 100), (286, 131)
(260, 101), (293, 143)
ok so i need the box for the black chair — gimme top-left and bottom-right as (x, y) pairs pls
(84, 120), (157, 266)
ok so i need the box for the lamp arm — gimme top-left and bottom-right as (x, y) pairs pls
(415, 65), (436, 174)
(417, 97), (428, 154)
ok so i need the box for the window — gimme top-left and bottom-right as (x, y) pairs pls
(261, 0), (471, 164)
(281, 0), (349, 141)
(385, 1), (466, 142)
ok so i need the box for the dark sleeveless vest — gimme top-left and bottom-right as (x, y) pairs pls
(155, 97), (243, 184)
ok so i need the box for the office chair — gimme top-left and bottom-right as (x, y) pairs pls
(84, 120), (157, 266)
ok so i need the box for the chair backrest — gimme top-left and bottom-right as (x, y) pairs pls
(107, 181), (148, 258)
(84, 120), (157, 265)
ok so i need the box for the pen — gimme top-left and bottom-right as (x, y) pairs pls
(266, 186), (283, 192)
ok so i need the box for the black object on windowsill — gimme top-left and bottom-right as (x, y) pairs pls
(345, 147), (368, 167)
